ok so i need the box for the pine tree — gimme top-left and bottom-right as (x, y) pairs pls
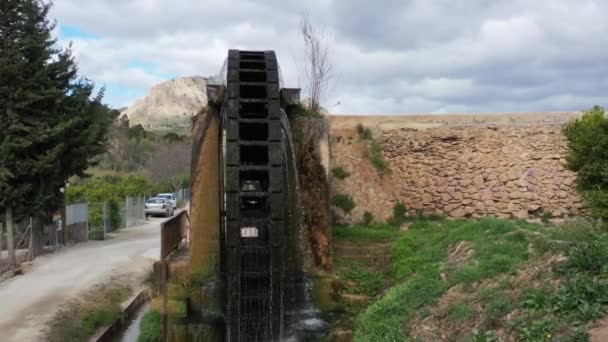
(0, 0), (115, 261)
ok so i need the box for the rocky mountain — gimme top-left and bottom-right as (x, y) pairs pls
(122, 76), (208, 131)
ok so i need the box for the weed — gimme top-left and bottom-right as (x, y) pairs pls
(89, 228), (105, 241)
(552, 275), (608, 323)
(354, 273), (446, 342)
(356, 124), (372, 140)
(563, 233), (608, 275)
(144, 266), (162, 296)
(333, 225), (402, 242)
(331, 166), (351, 180)
(331, 194), (356, 214)
(138, 310), (162, 342)
(344, 263), (386, 296)
(350, 217), (607, 341)
(388, 201), (408, 227)
(369, 141), (388, 172)
(46, 285), (131, 342)
(483, 293), (513, 328)
(446, 301), (474, 321)
(362, 211), (374, 225)
(513, 318), (554, 342)
(522, 287), (553, 313)
(541, 211), (553, 224)
(563, 328), (591, 342)
(471, 329), (499, 342)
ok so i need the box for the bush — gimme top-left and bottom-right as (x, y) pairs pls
(356, 124), (372, 140)
(563, 106), (608, 221)
(362, 211), (374, 225)
(564, 233), (608, 275)
(368, 141), (388, 172)
(541, 211), (553, 224)
(388, 202), (408, 227)
(331, 167), (351, 180)
(67, 175), (150, 204)
(331, 194), (356, 214)
(89, 228), (104, 241)
(138, 310), (162, 342)
(108, 199), (122, 231)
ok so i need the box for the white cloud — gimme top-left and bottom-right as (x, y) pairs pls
(51, 0), (608, 114)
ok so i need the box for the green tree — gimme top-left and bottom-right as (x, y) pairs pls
(563, 106), (608, 221)
(0, 0), (115, 261)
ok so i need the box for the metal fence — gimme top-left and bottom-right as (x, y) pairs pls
(88, 202), (109, 241)
(124, 196), (146, 228)
(0, 194), (157, 271)
(66, 202), (89, 243)
(175, 188), (191, 203)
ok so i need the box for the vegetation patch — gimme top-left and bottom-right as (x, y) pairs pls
(45, 283), (132, 342)
(331, 223), (404, 332)
(387, 201), (408, 227)
(138, 310), (162, 342)
(563, 106), (608, 223)
(331, 166), (351, 180)
(349, 217), (608, 341)
(331, 194), (356, 214)
(356, 124), (373, 140)
(367, 141), (389, 172)
(361, 211), (374, 225)
(355, 123), (389, 173)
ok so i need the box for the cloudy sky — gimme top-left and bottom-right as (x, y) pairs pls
(51, 0), (608, 114)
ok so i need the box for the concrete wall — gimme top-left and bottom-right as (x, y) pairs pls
(329, 113), (585, 223)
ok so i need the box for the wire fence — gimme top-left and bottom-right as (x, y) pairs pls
(124, 196), (146, 228)
(0, 188), (189, 272)
(175, 188), (191, 203)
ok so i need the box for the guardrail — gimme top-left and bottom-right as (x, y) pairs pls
(160, 209), (190, 260)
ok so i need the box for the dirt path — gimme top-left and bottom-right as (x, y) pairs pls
(0, 218), (164, 342)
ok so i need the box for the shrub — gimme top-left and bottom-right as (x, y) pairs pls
(331, 167), (351, 180)
(541, 212), (553, 224)
(331, 194), (356, 214)
(356, 123), (372, 140)
(388, 201), (408, 227)
(368, 141), (388, 172)
(564, 233), (608, 275)
(138, 310), (162, 342)
(362, 211), (374, 225)
(563, 106), (608, 221)
(552, 275), (608, 322)
(89, 228), (104, 241)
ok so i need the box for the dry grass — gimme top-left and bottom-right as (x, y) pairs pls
(44, 280), (133, 342)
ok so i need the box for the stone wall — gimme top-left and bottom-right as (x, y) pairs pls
(329, 114), (584, 223)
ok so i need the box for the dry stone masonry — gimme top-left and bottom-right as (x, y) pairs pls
(330, 119), (584, 223)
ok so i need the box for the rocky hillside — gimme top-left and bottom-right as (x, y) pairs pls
(122, 76), (208, 131)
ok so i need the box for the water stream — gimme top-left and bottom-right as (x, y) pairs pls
(111, 303), (150, 342)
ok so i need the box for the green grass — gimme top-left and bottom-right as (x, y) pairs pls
(483, 292), (514, 328)
(138, 310), (162, 342)
(352, 217), (608, 341)
(333, 224), (402, 242)
(369, 141), (388, 172)
(387, 202), (408, 227)
(46, 285), (131, 342)
(446, 301), (474, 321)
(362, 211), (374, 225)
(331, 194), (356, 214)
(332, 167), (351, 180)
(339, 259), (386, 296)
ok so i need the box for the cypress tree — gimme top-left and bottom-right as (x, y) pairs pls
(0, 0), (115, 262)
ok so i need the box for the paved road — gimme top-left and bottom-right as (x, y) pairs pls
(0, 218), (163, 342)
